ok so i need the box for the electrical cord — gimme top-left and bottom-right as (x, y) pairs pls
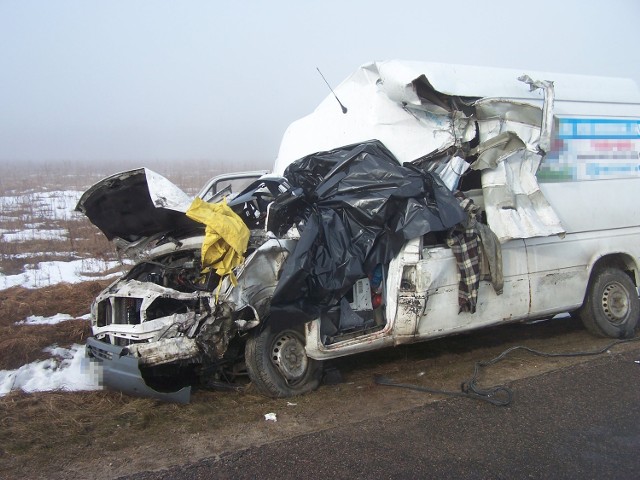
(374, 335), (640, 407)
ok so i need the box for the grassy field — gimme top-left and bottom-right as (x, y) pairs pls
(0, 157), (275, 477)
(2, 158), (638, 480)
(0, 157), (254, 366)
(0, 158), (268, 478)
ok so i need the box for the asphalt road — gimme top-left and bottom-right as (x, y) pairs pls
(125, 348), (640, 480)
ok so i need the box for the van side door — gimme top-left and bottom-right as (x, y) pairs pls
(396, 238), (530, 340)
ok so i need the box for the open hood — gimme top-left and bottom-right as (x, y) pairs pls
(76, 168), (201, 242)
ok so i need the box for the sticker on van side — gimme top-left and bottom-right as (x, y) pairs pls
(537, 118), (640, 182)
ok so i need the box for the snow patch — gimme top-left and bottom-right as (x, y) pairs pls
(0, 190), (84, 222)
(0, 228), (68, 242)
(0, 258), (125, 290)
(0, 344), (103, 396)
(16, 313), (90, 325)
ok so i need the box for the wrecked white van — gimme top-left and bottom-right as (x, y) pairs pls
(78, 61), (640, 403)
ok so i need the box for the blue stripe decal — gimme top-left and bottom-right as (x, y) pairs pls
(557, 118), (640, 140)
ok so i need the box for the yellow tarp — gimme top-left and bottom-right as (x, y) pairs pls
(185, 197), (250, 288)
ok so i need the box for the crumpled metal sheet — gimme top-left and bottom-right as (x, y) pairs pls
(474, 99), (544, 151)
(275, 61), (567, 244)
(218, 237), (296, 321)
(471, 81), (564, 242)
(469, 131), (527, 171)
(274, 62), (476, 174)
(269, 140), (466, 325)
(481, 149), (564, 241)
(518, 75), (555, 154)
(414, 152), (470, 191)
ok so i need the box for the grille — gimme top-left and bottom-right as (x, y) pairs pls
(86, 343), (113, 361)
(97, 297), (143, 326)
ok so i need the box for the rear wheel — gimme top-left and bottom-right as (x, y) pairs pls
(577, 267), (639, 338)
(245, 324), (323, 397)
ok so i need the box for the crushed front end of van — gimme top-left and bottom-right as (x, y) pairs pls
(77, 60), (606, 403)
(77, 143), (467, 403)
(77, 167), (294, 403)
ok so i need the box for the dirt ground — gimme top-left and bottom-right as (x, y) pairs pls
(2, 314), (639, 480)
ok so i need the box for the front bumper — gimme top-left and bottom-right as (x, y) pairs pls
(86, 337), (191, 404)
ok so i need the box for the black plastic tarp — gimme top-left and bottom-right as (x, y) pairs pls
(269, 140), (466, 325)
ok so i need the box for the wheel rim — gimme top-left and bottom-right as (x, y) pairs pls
(271, 332), (308, 383)
(601, 281), (630, 324)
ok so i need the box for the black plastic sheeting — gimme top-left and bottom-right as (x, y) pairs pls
(269, 140), (466, 325)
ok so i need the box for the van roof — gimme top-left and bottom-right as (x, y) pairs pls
(275, 60), (640, 173)
(374, 60), (640, 104)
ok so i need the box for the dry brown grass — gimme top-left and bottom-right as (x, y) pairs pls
(0, 281), (111, 324)
(0, 391), (166, 474)
(0, 365), (304, 480)
(0, 387), (271, 479)
(0, 281), (111, 369)
(0, 322), (93, 370)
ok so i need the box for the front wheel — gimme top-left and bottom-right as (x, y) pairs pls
(577, 267), (639, 338)
(245, 324), (323, 398)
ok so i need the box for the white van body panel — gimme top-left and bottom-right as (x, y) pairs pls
(539, 178), (640, 233)
(275, 61), (640, 173)
(80, 61), (640, 402)
(413, 239), (530, 338)
(304, 62), (640, 362)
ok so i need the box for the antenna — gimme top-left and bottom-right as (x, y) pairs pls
(316, 67), (348, 114)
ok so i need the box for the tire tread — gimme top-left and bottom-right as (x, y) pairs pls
(577, 267), (639, 339)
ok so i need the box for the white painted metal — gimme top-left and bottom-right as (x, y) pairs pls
(304, 62), (640, 361)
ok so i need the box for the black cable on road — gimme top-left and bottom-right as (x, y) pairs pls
(374, 336), (640, 406)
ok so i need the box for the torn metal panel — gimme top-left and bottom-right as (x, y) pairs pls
(128, 337), (200, 366)
(469, 132), (527, 171)
(518, 75), (555, 154)
(218, 237), (296, 321)
(274, 62), (477, 173)
(470, 83), (565, 242)
(474, 98), (544, 150)
(482, 149), (564, 242)
(276, 60), (567, 243)
(432, 155), (470, 191)
(277, 60), (640, 176)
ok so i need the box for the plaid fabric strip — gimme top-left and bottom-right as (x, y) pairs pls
(447, 229), (480, 313)
(447, 190), (481, 313)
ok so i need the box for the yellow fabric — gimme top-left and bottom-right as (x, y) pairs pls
(185, 197), (250, 288)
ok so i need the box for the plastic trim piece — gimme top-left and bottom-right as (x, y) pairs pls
(86, 337), (191, 404)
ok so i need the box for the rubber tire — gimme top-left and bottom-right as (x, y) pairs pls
(577, 267), (640, 338)
(245, 324), (323, 398)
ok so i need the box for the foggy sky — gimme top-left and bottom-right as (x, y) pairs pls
(1, 0), (639, 170)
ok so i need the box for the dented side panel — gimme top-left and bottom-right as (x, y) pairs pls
(525, 227), (640, 316)
(411, 240), (529, 338)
